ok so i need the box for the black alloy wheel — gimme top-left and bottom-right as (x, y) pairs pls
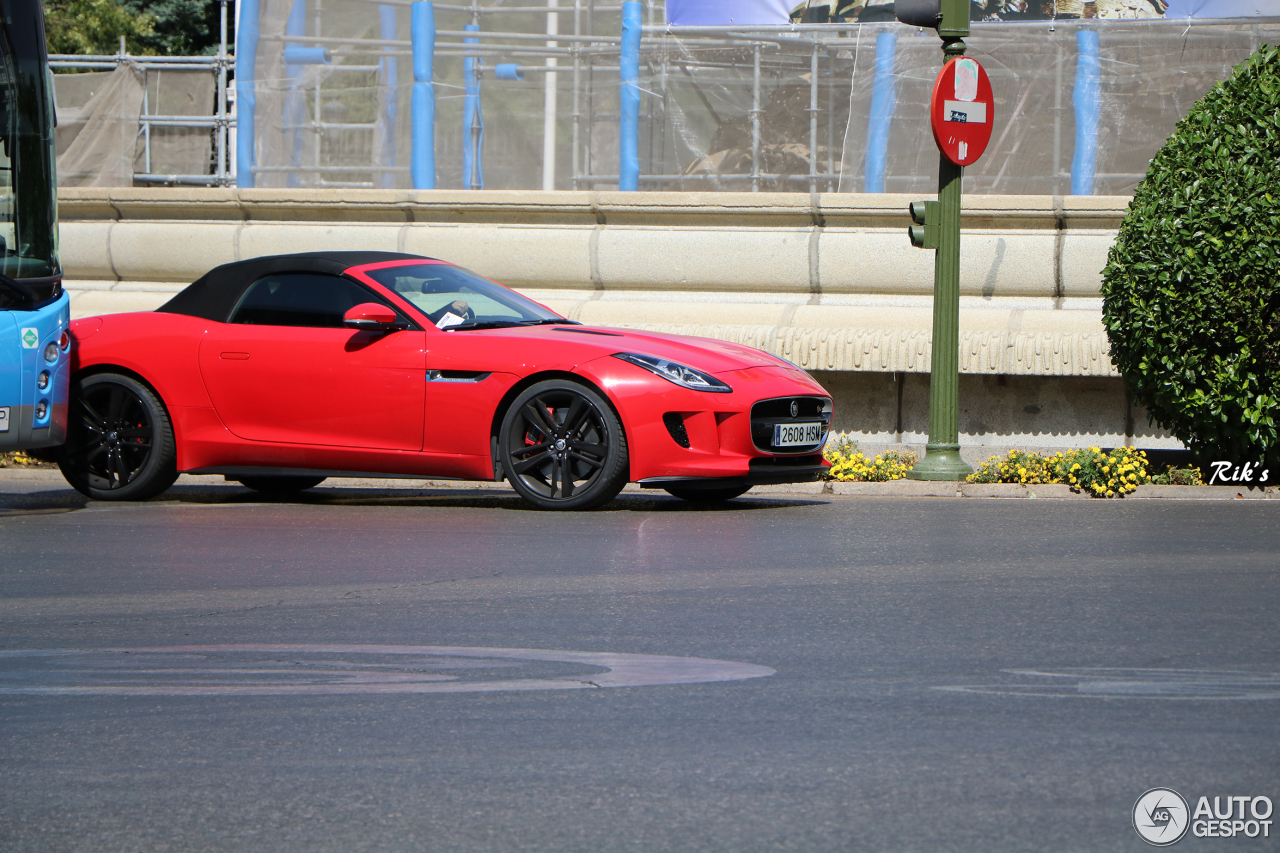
(236, 475), (327, 494)
(499, 379), (628, 510)
(662, 484), (752, 503)
(58, 372), (178, 501)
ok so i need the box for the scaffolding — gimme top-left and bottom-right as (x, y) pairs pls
(50, 2), (235, 186)
(49, 4), (1280, 195)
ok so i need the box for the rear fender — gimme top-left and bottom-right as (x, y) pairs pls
(70, 313), (213, 409)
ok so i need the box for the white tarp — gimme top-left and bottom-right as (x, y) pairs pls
(55, 63), (145, 187)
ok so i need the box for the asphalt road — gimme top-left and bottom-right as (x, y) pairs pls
(2, 476), (1279, 853)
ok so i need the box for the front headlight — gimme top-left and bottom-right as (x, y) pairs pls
(613, 352), (732, 393)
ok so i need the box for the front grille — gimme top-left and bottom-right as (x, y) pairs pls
(663, 412), (691, 448)
(750, 396), (831, 454)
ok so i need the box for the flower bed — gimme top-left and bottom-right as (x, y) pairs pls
(823, 435), (1205, 497)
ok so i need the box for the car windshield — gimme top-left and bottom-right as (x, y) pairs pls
(363, 263), (566, 330)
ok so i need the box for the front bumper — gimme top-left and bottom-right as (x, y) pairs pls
(579, 359), (833, 483)
(638, 457), (828, 490)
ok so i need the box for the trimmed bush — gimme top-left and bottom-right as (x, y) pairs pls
(1101, 44), (1280, 468)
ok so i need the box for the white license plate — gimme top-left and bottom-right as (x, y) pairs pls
(0, 406), (8, 432)
(773, 422), (823, 447)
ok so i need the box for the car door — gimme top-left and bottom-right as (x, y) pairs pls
(199, 271), (426, 451)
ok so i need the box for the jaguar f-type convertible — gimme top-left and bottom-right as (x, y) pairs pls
(60, 252), (831, 510)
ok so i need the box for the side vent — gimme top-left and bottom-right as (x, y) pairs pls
(662, 412), (691, 448)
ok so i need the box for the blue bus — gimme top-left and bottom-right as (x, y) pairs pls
(0, 0), (70, 454)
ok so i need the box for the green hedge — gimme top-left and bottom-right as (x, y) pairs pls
(1101, 44), (1280, 468)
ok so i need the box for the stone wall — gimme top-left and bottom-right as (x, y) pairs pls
(57, 188), (1179, 454)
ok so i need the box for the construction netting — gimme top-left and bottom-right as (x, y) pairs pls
(52, 1), (1280, 193)
(53, 65), (217, 187)
(837, 17), (1280, 195)
(240, 3), (1280, 194)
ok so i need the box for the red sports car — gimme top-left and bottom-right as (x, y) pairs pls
(60, 252), (832, 510)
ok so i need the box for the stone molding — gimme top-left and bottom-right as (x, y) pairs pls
(635, 325), (1117, 376)
(57, 188), (1128, 376)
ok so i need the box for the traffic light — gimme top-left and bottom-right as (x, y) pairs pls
(893, 0), (969, 38)
(908, 200), (940, 249)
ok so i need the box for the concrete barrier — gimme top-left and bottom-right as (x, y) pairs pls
(56, 187), (1180, 454)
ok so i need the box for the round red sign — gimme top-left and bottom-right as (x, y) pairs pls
(930, 57), (995, 167)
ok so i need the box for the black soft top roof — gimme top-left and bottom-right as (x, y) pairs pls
(157, 251), (432, 322)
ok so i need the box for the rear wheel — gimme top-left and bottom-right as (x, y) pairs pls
(663, 485), (751, 503)
(58, 372), (178, 501)
(236, 475), (327, 494)
(499, 379), (628, 510)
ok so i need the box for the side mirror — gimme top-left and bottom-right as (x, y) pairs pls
(344, 302), (404, 331)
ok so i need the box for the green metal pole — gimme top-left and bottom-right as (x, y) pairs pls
(907, 35), (973, 481)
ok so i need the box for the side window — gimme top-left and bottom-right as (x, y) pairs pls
(229, 273), (390, 328)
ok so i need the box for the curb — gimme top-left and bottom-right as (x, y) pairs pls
(0, 468), (1272, 500)
(828, 480), (1276, 500)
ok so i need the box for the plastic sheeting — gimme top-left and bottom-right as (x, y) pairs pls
(54, 63), (146, 187)
(837, 18), (1280, 196)
(243, 0), (583, 189)
(238, 0), (1278, 194)
(666, 0), (791, 26)
(54, 66), (217, 187)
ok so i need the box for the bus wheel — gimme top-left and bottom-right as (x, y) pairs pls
(59, 373), (178, 501)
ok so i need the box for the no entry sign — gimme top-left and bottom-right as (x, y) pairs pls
(930, 57), (994, 167)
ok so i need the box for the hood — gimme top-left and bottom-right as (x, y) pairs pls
(487, 324), (796, 375)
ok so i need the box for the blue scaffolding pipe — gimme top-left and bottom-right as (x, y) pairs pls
(285, 0), (307, 188)
(410, 1), (436, 189)
(618, 0), (641, 191)
(379, 5), (399, 189)
(234, 0), (260, 187)
(283, 46), (329, 64)
(463, 23), (485, 189)
(864, 31), (897, 193)
(1071, 30), (1100, 196)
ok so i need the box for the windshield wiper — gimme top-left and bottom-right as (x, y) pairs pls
(445, 318), (581, 331)
(445, 320), (529, 331)
(0, 272), (37, 309)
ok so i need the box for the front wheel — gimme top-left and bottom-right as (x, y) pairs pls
(499, 379), (628, 510)
(663, 485), (751, 503)
(58, 372), (178, 501)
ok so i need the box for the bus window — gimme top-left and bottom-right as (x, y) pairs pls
(0, 0), (68, 454)
(0, 0), (58, 290)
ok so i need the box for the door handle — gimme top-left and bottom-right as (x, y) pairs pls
(220, 352), (250, 360)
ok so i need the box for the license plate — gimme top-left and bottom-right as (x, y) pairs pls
(773, 422), (823, 447)
(0, 406), (8, 432)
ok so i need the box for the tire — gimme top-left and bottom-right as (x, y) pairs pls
(663, 485), (751, 503)
(58, 372), (178, 501)
(236, 475), (327, 494)
(499, 379), (628, 510)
